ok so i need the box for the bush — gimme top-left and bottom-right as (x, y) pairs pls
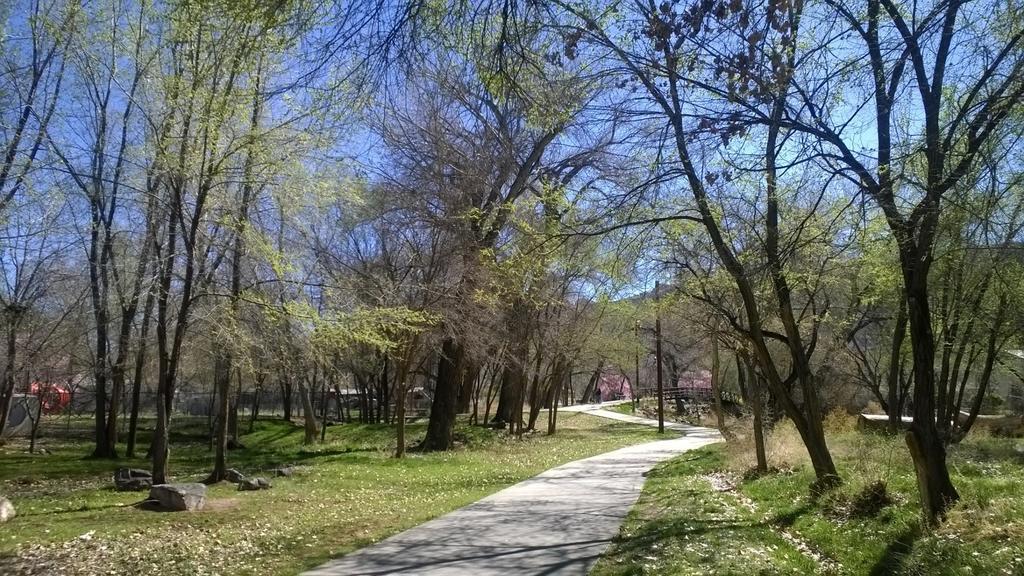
(849, 480), (894, 517)
(821, 479), (895, 520)
(823, 410), (858, 434)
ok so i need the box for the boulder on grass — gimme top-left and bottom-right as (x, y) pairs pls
(148, 483), (206, 511)
(0, 497), (14, 522)
(237, 477), (271, 491)
(225, 468), (246, 483)
(114, 468), (153, 492)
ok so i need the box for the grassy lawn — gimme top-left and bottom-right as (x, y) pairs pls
(608, 402), (637, 416)
(592, 448), (816, 576)
(0, 412), (666, 575)
(593, 415), (1024, 576)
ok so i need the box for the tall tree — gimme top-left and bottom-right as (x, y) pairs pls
(150, 1), (277, 483)
(554, 0), (842, 484)
(772, 0), (1024, 522)
(0, 0), (73, 217)
(48, 0), (152, 457)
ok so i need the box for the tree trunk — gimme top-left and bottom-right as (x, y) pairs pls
(228, 367), (241, 443)
(320, 376), (328, 443)
(151, 208), (177, 484)
(526, 373), (543, 431)
(228, 397), (239, 443)
(513, 358), (528, 438)
(483, 363), (498, 426)
(456, 358), (476, 414)
(249, 382), (261, 434)
(126, 280), (156, 458)
(207, 354), (231, 483)
(380, 354), (389, 423)
(953, 293), (1007, 442)
(88, 196), (114, 459)
(280, 376), (293, 421)
(579, 361), (603, 405)
(0, 315), (21, 438)
(494, 365), (517, 427)
(396, 378), (407, 457)
(344, 386), (352, 423)
(28, 377), (42, 454)
(711, 334), (727, 436)
(655, 288), (664, 434)
(220, 79), (257, 457)
(495, 302), (531, 429)
(904, 261), (959, 524)
(354, 373), (367, 423)
(547, 358), (567, 436)
(152, 176), (201, 484)
(526, 350), (545, 431)
(737, 353), (768, 473)
(207, 382), (217, 446)
(887, 296), (908, 433)
(299, 374), (318, 445)
(152, 370), (171, 484)
(344, 378), (353, 424)
(393, 343), (416, 458)
(91, 350), (111, 457)
(470, 364), (486, 425)
(421, 337), (464, 451)
(106, 237), (157, 460)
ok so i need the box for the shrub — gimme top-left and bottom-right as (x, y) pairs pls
(822, 480), (895, 520)
(848, 480), (894, 518)
(823, 410), (858, 434)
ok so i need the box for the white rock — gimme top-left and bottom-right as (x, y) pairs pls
(0, 497), (15, 522)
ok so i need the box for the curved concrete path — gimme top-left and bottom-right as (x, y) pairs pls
(303, 405), (720, 576)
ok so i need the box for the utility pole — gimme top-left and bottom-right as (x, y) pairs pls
(633, 319), (640, 413)
(655, 281), (664, 433)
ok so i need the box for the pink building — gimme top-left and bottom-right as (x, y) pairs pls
(596, 372), (633, 401)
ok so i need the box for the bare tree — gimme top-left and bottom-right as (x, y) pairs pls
(0, 0), (73, 216)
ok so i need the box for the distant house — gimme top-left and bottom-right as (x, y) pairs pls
(596, 372), (633, 401)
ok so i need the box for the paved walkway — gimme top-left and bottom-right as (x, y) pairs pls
(303, 404), (720, 576)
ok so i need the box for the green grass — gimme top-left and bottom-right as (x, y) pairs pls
(608, 402), (638, 415)
(592, 418), (1024, 576)
(591, 449), (816, 576)
(738, 428), (1024, 575)
(0, 412), (665, 575)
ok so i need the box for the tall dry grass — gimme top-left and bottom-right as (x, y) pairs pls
(721, 411), (907, 485)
